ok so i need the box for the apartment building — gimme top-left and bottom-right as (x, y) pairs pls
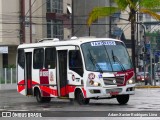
(0, 0), (19, 68)
(0, 0), (71, 68)
(73, 0), (111, 37)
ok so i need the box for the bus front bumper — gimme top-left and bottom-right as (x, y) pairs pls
(86, 84), (135, 98)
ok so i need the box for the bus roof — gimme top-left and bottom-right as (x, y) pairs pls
(18, 36), (122, 49)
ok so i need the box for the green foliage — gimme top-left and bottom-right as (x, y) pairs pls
(146, 30), (160, 37)
(139, 0), (160, 9)
(87, 7), (119, 26)
(146, 30), (160, 49)
(3, 64), (16, 68)
(87, 0), (160, 26)
(114, 0), (128, 11)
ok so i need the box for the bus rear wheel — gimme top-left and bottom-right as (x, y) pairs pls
(76, 91), (90, 105)
(35, 89), (51, 103)
(116, 94), (129, 105)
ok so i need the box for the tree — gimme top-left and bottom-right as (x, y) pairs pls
(87, 0), (160, 70)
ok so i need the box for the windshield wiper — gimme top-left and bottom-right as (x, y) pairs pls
(88, 49), (103, 73)
(111, 50), (126, 72)
(112, 50), (115, 63)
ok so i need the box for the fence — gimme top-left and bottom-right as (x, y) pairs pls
(0, 68), (16, 84)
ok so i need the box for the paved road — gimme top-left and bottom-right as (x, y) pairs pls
(0, 88), (160, 119)
(1, 89), (160, 111)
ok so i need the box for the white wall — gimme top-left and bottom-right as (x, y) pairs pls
(25, 0), (44, 43)
(1, 0), (20, 45)
(0, 0), (2, 42)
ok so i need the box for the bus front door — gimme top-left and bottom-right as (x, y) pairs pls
(57, 50), (68, 97)
(25, 52), (32, 95)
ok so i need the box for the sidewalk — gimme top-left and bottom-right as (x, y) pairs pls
(136, 85), (160, 88)
(0, 84), (16, 90)
(135, 82), (160, 88)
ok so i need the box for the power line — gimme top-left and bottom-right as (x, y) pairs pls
(0, 21), (132, 25)
(32, 0), (49, 15)
(25, 0), (37, 16)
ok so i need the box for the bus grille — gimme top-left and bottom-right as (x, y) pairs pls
(103, 76), (124, 85)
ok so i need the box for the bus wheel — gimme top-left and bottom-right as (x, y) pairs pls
(76, 91), (90, 105)
(116, 94), (129, 105)
(35, 89), (51, 103)
(36, 89), (44, 103)
(36, 90), (47, 103)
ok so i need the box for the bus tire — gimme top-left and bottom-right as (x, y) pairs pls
(76, 91), (90, 105)
(116, 94), (129, 105)
(35, 89), (44, 103)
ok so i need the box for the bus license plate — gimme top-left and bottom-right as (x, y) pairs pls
(109, 91), (119, 95)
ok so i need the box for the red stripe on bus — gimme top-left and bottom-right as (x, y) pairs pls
(18, 85), (25, 93)
(18, 80), (25, 84)
(27, 80), (32, 89)
(60, 86), (68, 96)
(68, 85), (76, 93)
(40, 86), (58, 96)
(18, 80), (78, 97)
(17, 80), (25, 93)
(82, 88), (87, 98)
(60, 85), (77, 96)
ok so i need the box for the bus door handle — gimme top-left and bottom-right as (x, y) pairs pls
(75, 78), (80, 82)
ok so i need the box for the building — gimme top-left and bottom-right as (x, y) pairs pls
(0, 0), (19, 68)
(73, 0), (111, 37)
(0, 0), (71, 68)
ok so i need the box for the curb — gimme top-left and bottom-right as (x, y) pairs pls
(135, 86), (160, 88)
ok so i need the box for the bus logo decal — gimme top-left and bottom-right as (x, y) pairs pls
(91, 41), (116, 46)
(113, 80), (116, 84)
(40, 70), (49, 77)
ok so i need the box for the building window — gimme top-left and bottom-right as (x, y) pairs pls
(33, 48), (44, 69)
(47, 0), (63, 13)
(47, 20), (64, 39)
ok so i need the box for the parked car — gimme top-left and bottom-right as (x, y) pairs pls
(136, 72), (149, 82)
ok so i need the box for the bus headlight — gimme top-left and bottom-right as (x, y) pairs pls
(93, 82), (101, 86)
(89, 80), (101, 87)
(127, 79), (135, 84)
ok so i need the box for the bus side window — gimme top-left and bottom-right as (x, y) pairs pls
(33, 48), (44, 69)
(45, 47), (56, 69)
(18, 49), (25, 69)
(69, 50), (83, 76)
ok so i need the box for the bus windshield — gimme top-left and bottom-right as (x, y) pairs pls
(81, 40), (132, 72)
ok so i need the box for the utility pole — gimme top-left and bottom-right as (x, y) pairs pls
(150, 44), (153, 85)
(20, 0), (25, 43)
(29, 0), (32, 43)
(136, 12), (139, 68)
(141, 23), (146, 84)
(71, 0), (74, 36)
(109, 0), (111, 37)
